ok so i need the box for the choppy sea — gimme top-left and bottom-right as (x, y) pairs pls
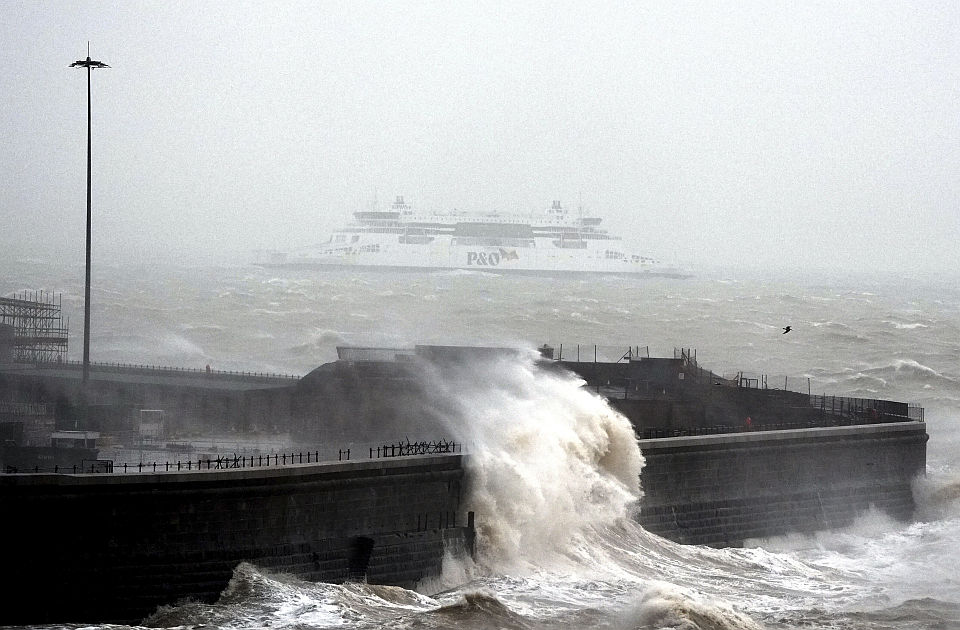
(3, 260), (960, 629)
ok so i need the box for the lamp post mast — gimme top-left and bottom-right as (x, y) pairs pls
(71, 44), (109, 383)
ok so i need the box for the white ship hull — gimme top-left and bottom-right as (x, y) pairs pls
(260, 198), (686, 277)
(269, 241), (682, 276)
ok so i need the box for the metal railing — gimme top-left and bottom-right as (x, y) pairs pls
(548, 344), (650, 363)
(3, 439), (462, 475)
(809, 394), (923, 423)
(27, 359), (300, 381)
(5, 450), (345, 474)
(369, 439), (461, 458)
(0, 401), (51, 415)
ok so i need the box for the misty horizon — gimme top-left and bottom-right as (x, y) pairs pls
(2, 1), (958, 274)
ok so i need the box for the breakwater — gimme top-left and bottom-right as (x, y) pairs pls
(0, 454), (474, 625)
(637, 422), (928, 546)
(0, 345), (931, 618)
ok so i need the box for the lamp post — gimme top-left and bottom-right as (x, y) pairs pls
(70, 44), (109, 383)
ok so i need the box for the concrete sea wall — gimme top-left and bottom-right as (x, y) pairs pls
(638, 422), (928, 546)
(0, 454), (473, 624)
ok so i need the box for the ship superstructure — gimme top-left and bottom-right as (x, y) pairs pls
(264, 197), (683, 276)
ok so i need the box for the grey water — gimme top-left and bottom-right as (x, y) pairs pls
(3, 260), (960, 630)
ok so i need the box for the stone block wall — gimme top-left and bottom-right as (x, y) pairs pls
(638, 422), (928, 546)
(0, 454), (473, 624)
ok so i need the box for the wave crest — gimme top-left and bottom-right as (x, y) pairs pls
(422, 349), (643, 572)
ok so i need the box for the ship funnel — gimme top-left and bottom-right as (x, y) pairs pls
(391, 195), (411, 214)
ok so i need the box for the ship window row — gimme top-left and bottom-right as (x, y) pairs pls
(354, 221), (403, 228)
(352, 227), (405, 234)
(536, 232), (612, 241)
(401, 226), (451, 235)
(605, 250), (626, 259)
(324, 244), (380, 255)
(451, 237), (535, 248)
(403, 222), (454, 231)
(533, 227), (596, 233)
(320, 246), (352, 255)
(553, 239), (588, 249)
(398, 235), (435, 245)
(454, 223), (534, 238)
(350, 226), (457, 235)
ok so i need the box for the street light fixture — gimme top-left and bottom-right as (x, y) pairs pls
(70, 44), (109, 383)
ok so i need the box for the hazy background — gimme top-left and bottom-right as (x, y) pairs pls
(1, 0), (958, 274)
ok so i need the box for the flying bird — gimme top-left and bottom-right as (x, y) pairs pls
(782, 326), (792, 334)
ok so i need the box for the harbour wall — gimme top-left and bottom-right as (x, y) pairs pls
(0, 454), (473, 625)
(637, 421), (928, 546)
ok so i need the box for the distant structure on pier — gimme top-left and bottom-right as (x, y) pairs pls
(0, 292), (69, 363)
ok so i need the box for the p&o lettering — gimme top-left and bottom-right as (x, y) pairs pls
(467, 252), (501, 266)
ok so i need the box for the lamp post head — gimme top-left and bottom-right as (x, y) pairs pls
(70, 57), (110, 69)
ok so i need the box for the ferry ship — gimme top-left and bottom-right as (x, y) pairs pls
(262, 197), (685, 276)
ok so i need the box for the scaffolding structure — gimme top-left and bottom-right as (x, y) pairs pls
(0, 291), (69, 363)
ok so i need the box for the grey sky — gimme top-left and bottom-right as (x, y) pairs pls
(1, 1), (958, 273)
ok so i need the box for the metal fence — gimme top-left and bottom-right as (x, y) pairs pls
(31, 359), (299, 381)
(809, 394), (923, 423)
(4, 438), (462, 475)
(369, 439), (461, 458)
(0, 401), (51, 415)
(548, 344), (650, 363)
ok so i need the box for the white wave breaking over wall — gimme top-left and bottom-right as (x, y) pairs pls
(421, 348), (644, 572)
